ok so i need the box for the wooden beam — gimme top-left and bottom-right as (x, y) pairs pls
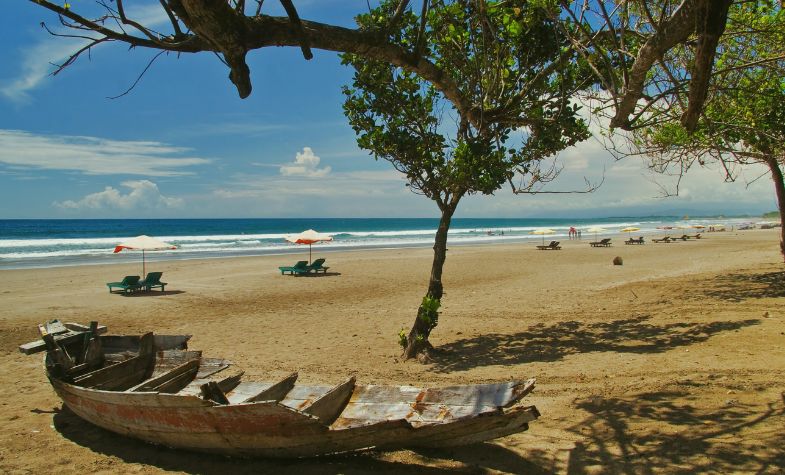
(303, 376), (356, 425)
(127, 359), (200, 393)
(242, 372), (298, 403)
(72, 339), (156, 390)
(201, 381), (230, 405)
(20, 323), (107, 355)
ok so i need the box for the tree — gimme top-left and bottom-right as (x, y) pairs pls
(342, 1), (590, 359)
(28, 0), (545, 129)
(32, 0), (742, 129)
(556, 0), (736, 131)
(629, 2), (785, 261)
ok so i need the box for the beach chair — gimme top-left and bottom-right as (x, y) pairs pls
(107, 275), (142, 294)
(590, 238), (612, 247)
(652, 236), (671, 243)
(307, 258), (330, 274)
(140, 272), (166, 291)
(625, 237), (645, 245)
(536, 241), (561, 250)
(278, 260), (309, 275)
(690, 233), (702, 239)
(672, 235), (689, 241)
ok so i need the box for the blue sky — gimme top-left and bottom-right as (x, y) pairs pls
(0, 1), (776, 219)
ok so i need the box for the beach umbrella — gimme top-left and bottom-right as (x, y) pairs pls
(657, 225), (673, 236)
(530, 228), (556, 245)
(284, 229), (333, 262)
(113, 235), (176, 276)
(586, 226), (606, 240)
(692, 225), (706, 229)
(621, 227), (640, 242)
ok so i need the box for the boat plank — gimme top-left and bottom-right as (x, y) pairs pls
(44, 320), (68, 335)
(100, 335), (190, 355)
(225, 382), (275, 404)
(19, 325), (107, 355)
(303, 377), (356, 425)
(201, 381), (230, 405)
(73, 354), (152, 390)
(178, 366), (244, 397)
(194, 358), (232, 379)
(241, 372), (298, 404)
(127, 359), (200, 393)
(280, 385), (333, 412)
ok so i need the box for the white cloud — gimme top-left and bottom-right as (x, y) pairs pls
(279, 147), (331, 177)
(55, 180), (183, 210)
(1, 3), (170, 101)
(207, 168), (420, 216)
(0, 129), (209, 176)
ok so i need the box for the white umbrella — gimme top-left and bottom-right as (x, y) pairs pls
(284, 229), (333, 262)
(586, 226), (606, 240)
(621, 226), (640, 233)
(114, 235), (176, 276)
(530, 228), (556, 245)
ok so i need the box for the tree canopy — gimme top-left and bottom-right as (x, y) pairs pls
(630, 2), (785, 259)
(342, 0), (590, 358)
(30, 0), (741, 130)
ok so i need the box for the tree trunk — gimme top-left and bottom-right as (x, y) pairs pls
(765, 156), (785, 263)
(403, 201), (458, 360)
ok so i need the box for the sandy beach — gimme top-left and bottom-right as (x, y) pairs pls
(1, 229), (783, 474)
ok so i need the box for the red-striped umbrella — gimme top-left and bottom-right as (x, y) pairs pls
(284, 229), (333, 262)
(114, 235), (176, 276)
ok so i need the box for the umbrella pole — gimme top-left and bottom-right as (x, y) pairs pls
(142, 249), (146, 277)
(309, 244), (312, 263)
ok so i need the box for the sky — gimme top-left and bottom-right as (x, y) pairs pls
(0, 1), (776, 220)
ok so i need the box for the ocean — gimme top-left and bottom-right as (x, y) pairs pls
(0, 217), (751, 270)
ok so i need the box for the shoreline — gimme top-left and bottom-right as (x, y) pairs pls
(0, 227), (752, 271)
(1, 215), (769, 271)
(1, 228), (783, 473)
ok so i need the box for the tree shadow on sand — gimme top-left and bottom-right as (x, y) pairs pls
(564, 390), (785, 474)
(50, 407), (544, 474)
(697, 271), (785, 302)
(429, 315), (760, 373)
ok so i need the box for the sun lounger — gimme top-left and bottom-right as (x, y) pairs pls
(536, 241), (561, 250)
(107, 275), (142, 294)
(279, 260), (309, 275)
(140, 272), (166, 291)
(690, 233), (702, 239)
(625, 237), (645, 245)
(652, 236), (671, 243)
(589, 238), (612, 247)
(307, 258), (330, 273)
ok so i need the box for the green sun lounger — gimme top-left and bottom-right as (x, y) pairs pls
(279, 260), (309, 275)
(107, 275), (142, 294)
(536, 241), (561, 250)
(307, 258), (330, 273)
(140, 272), (166, 291)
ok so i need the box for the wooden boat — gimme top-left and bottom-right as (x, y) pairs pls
(21, 321), (540, 458)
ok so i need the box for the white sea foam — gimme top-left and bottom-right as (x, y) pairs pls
(0, 217), (752, 269)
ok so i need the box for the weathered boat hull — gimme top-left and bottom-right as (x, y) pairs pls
(51, 378), (539, 457)
(25, 322), (540, 457)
